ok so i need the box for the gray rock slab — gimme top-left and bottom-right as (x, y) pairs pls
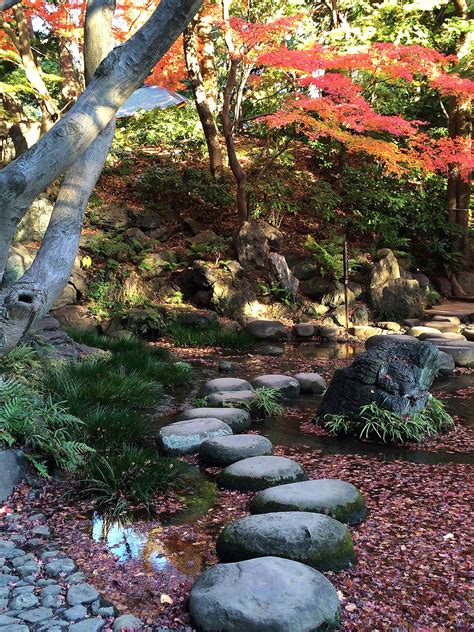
(199, 435), (273, 467)
(251, 374), (300, 399)
(9, 592), (39, 610)
(293, 323), (315, 338)
(293, 373), (326, 395)
(0, 451), (27, 502)
(433, 345), (474, 368)
(258, 345), (284, 357)
(64, 605), (88, 622)
(0, 625), (29, 632)
(189, 556), (340, 632)
(68, 619), (105, 632)
(245, 319), (287, 340)
(207, 390), (256, 407)
(66, 584), (100, 607)
(216, 511), (355, 572)
(17, 607), (54, 623)
(177, 408), (251, 434)
(365, 334), (418, 350)
(198, 378), (253, 397)
(418, 332), (466, 341)
(44, 558), (76, 577)
(250, 479), (367, 525)
(218, 456), (307, 491)
(112, 614), (142, 631)
(157, 418), (233, 455)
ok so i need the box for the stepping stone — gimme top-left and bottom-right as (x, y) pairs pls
(418, 332), (466, 341)
(249, 479), (367, 525)
(432, 315), (461, 325)
(407, 326), (442, 337)
(433, 345), (474, 368)
(189, 556), (340, 632)
(216, 511), (355, 572)
(156, 418), (232, 455)
(251, 375), (300, 399)
(177, 408), (251, 433)
(258, 344), (284, 356)
(437, 351), (455, 376)
(377, 321), (401, 331)
(199, 435), (273, 467)
(366, 334), (418, 349)
(245, 319), (287, 340)
(217, 456), (307, 491)
(293, 323), (315, 338)
(423, 320), (461, 334)
(349, 325), (383, 340)
(463, 328), (474, 342)
(293, 373), (326, 395)
(66, 583), (99, 606)
(207, 390), (256, 407)
(198, 378), (253, 398)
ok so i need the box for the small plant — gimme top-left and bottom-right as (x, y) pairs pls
(165, 322), (256, 349)
(305, 235), (344, 279)
(194, 395), (210, 407)
(321, 397), (454, 444)
(0, 344), (42, 383)
(243, 387), (284, 418)
(259, 282), (295, 306)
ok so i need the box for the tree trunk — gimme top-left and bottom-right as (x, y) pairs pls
(0, 0), (203, 284)
(222, 55), (248, 223)
(0, 0), (202, 354)
(183, 16), (223, 178)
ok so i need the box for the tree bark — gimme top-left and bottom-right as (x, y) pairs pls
(184, 16), (223, 179)
(0, 0), (203, 283)
(0, 0), (202, 354)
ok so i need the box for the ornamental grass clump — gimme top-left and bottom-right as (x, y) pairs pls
(242, 387), (285, 418)
(165, 322), (256, 349)
(322, 397), (454, 444)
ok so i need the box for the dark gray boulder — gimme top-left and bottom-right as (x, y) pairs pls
(199, 435), (273, 467)
(217, 456), (307, 491)
(245, 319), (287, 340)
(0, 450), (27, 502)
(216, 511), (355, 572)
(250, 479), (367, 525)
(156, 419), (232, 455)
(318, 339), (443, 419)
(293, 372), (326, 395)
(189, 556), (340, 632)
(365, 334), (418, 349)
(207, 390), (256, 407)
(177, 408), (251, 433)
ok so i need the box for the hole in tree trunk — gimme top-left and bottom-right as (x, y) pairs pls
(18, 293), (34, 304)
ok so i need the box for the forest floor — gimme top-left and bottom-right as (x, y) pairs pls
(2, 350), (473, 631)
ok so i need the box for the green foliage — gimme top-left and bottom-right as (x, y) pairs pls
(259, 282), (295, 305)
(243, 387), (284, 418)
(322, 397), (454, 444)
(80, 447), (186, 516)
(113, 105), (206, 153)
(305, 235), (344, 279)
(0, 378), (93, 474)
(165, 322), (256, 349)
(0, 344), (42, 384)
(194, 395), (210, 408)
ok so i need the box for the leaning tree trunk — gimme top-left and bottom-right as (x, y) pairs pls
(184, 16), (223, 179)
(0, 0), (202, 355)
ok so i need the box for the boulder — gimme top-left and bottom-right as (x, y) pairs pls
(293, 323), (315, 338)
(177, 407), (251, 434)
(268, 253), (299, 300)
(245, 319), (286, 340)
(217, 511), (355, 572)
(16, 194), (53, 242)
(319, 326), (338, 339)
(349, 325), (382, 340)
(198, 378), (253, 398)
(463, 328), (474, 342)
(377, 321), (402, 332)
(432, 276), (453, 296)
(437, 351), (455, 376)
(3, 244), (33, 286)
(124, 227), (148, 245)
(351, 304), (370, 326)
(365, 334), (419, 349)
(293, 373), (326, 395)
(258, 344), (284, 356)
(207, 390), (256, 407)
(52, 283), (78, 310)
(217, 456), (307, 491)
(418, 332), (466, 341)
(0, 450), (27, 501)
(51, 305), (98, 333)
(407, 326), (442, 337)
(91, 203), (130, 230)
(189, 556), (340, 632)
(189, 229), (219, 247)
(252, 374), (300, 399)
(318, 339), (443, 419)
(422, 320), (461, 334)
(249, 479), (367, 525)
(432, 315), (462, 325)
(199, 435), (273, 466)
(235, 221), (270, 268)
(129, 206), (162, 230)
(291, 260), (320, 281)
(112, 615), (142, 632)
(156, 418), (232, 455)
(432, 345), (474, 368)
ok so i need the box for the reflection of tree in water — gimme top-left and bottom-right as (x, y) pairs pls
(143, 527), (206, 577)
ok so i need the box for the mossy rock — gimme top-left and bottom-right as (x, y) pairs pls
(217, 456), (307, 492)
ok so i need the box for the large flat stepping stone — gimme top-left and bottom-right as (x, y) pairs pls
(189, 556), (340, 632)
(207, 390), (256, 407)
(418, 332), (466, 341)
(433, 345), (474, 368)
(218, 456), (307, 491)
(407, 326), (442, 337)
(177, 407), (251, 433)
(156, 418), (232, 455)
(251, 374), (300, 399)
(432, 315), (461, 325)
(365, 334), (418, 349)
(199, 435), (273, 467)
(423, 320), (461, 334)
(216, 511), (355, 572)
(250, 479), (367, 524)
(199, 378), (253, 397)
(293, 372), (326, 395)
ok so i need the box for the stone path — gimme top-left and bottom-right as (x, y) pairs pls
(158, 374), (367, 631)
(0, 511), (142, 632)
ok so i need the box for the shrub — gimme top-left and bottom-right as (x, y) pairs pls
(0, 378), (93, 475)
(322, 397), (454, 444)
(305, 235), (344, 279)
(242, 387), (284, 418)
(165, 322), (256, 349)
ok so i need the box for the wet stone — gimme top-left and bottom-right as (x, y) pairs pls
(218, 456), (308, 492)
(45, 558), (76, 577)
(68, 619), (105, 632)
(18, 561), (40, 577)
(0, 575), (21, 587)
(177, 408), (251, 434)
(66, 583), (100, 606)
(157, 418), (233, 456)
(31, 525), (51, 538)
(0, 625), (29, 632)
(64, 605), (88, 622)
(9, 592), (39, 610)
(251, 374), (300, 399)
(41, 584), (62, 597)
(0, 616), (20, 626)
(198, 378), (253, 397)
(207, 390), (256, 407)
(41, 593), (64, 608)
(293, 372), (326, 395)
(112, 615), (142, 631)
(10, 586), (34, 596)
(199, 435), (273, 467)
(258, 345), (284, 357)
(67, 572), (86, 585)
(17, 607), (54, 623)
